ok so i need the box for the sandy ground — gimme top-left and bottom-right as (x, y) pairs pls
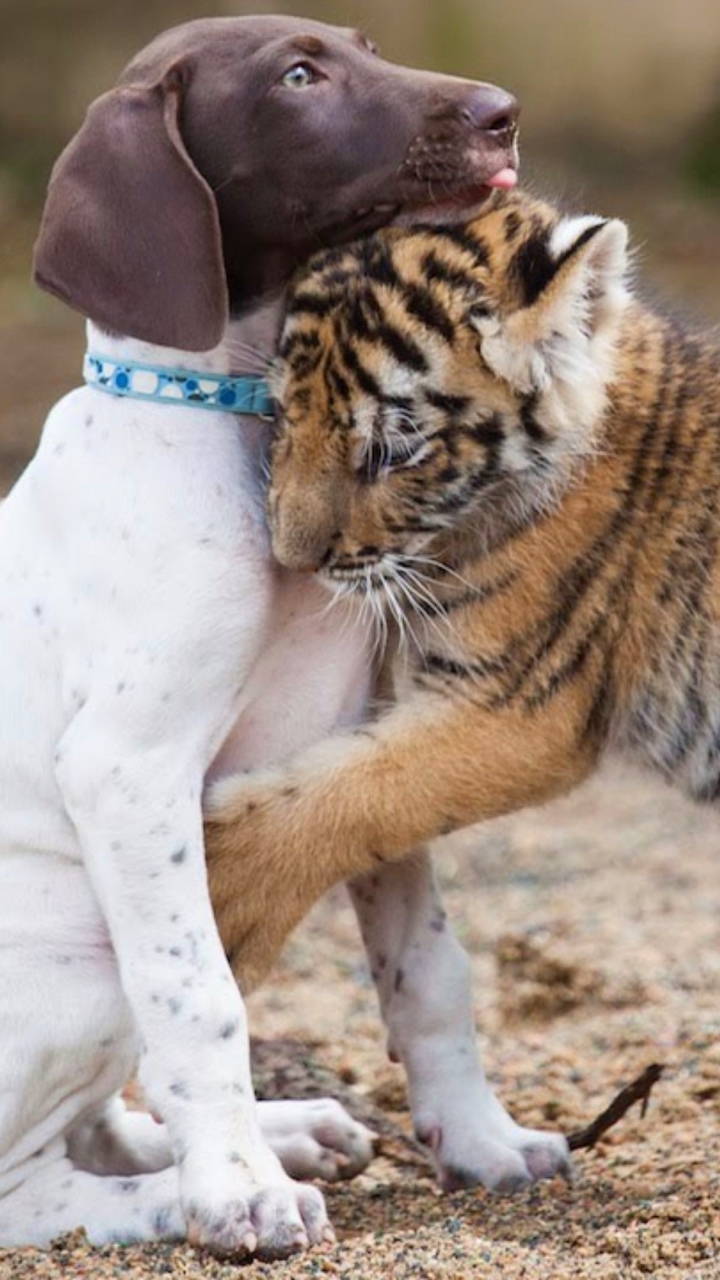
(2, 762), (720, 1280)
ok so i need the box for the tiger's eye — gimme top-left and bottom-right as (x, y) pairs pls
(281, 63), (316, 89)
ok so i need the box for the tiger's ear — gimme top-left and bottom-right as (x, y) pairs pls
(472, 216), (629, 395)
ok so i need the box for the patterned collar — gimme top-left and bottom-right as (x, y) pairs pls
(83, 351), (274, 418)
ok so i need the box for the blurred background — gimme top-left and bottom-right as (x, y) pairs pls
(1, 0), (720, 489)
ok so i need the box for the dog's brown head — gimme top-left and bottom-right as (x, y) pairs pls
(33, 16), (518, 351)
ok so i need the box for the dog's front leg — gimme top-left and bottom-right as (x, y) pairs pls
(55, 698), (328, 1256)
(349, 851), (571, 1192)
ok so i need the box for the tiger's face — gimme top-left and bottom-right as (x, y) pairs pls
(268, 191), (629, 602)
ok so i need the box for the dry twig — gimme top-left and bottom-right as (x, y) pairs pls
(567, 1063), (665, 1151)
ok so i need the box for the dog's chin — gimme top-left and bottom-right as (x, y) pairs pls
(321, 187), (505, 243)
(392, 187), (495, 228)
(319, 203), (402, 245)
(393, 156), (520, 228)
(317, 154), (518, 244)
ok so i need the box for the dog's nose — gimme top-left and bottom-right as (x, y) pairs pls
(460, 87), (520, 142)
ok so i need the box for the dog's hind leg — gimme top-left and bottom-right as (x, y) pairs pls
(0, 880), (184, 1245)
(0, 1142), (184, 1246)
(69, 1093), (375, 1183)
(349, 850), (572, 1193)
(66, 1095), (173, 1176)
(257, 1099), (376, 1182)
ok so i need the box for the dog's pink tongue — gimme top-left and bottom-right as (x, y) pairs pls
(487, 168), (518, 189)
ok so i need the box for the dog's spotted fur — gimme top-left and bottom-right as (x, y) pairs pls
(2, 15), (524, 1252)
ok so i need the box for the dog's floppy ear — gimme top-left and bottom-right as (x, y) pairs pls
(33, 69), (228, 351)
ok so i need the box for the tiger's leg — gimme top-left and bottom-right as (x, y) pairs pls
(206, 686), (598, 987)
(349, 853), (570, 1191)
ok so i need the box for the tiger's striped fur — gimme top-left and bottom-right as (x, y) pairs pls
(206, 189), (720, 980)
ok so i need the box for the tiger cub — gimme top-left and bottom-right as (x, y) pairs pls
(206, 189), (720, 975)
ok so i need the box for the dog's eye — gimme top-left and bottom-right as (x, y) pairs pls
(281, 63), (317, 89)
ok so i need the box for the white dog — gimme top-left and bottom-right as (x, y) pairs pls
(0, 15), (566, 1257)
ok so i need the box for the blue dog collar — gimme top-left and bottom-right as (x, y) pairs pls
(83, 352), (274, 418)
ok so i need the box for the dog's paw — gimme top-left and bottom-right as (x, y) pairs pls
(416, 1095), (572, 1194)
(186, 1179), (330, 1257)
(427, 1126), (572, 1194)
(262, 1098), (377, 1182)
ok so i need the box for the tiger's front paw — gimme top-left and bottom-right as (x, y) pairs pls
(205, 769), (287, 828)
(203, 772), (319, 990)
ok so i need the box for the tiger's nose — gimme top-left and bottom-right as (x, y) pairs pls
(274, 543), (328, 572)
(271, 522), (332, 573)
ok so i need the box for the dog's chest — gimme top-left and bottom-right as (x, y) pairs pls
(0, 385), (372, 827)
(210, 574), (371, 775)
(0, 389), (271, 847)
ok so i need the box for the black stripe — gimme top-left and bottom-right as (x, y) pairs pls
(288, 349), (322, 378)
(555, 221), (607, 270)
(337, 338), (382, 399)
(428, 457), (501, 516)
(519, 393), (547, 443)
(402, 282), (456, 344)
(464, 414), (505, 447)
(376, 322), (429, 373)
(363, 247), (402, 289)
(312, 266), (355, 291)
(523, 619), (605, 712)
(418, 224), (490, 264)
(513, 221), (608, 309)
(344, 293), (429, 375)
(422, 250), (478, 296)
(347, 295), (372, 340)
(503, 210), (522, 243)
(511, 233), (556, 308)
(287, 291), (335, 318)
(424, 389), (471, 415)
(326, 360), (351, 402)
(583, 668), (614, 744)
(279, 329), (321, 360)
(380, 393), (414, 413)
(424, 651), (508, 680)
